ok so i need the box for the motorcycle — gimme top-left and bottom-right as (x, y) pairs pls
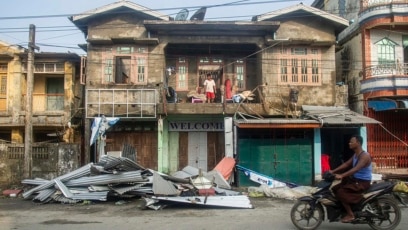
(290, 172), (404, 230)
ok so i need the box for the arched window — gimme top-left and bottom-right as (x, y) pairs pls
(376, 38), (397, 65)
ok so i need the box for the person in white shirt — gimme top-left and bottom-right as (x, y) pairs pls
(203, 74), (216, 103)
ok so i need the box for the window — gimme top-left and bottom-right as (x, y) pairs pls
(102, 45), (148, 84)
(176, 57), (188, 90)
(278, 47), (321, 86)
(23, 63), (64, 73)
(46, 78), (64, 111)
(0, 64), (7, 111)
(376, 38), (397, 65)
(236, 66), (244, 89)
(137, 57), (146, 83)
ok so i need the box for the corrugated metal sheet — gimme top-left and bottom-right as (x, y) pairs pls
(150, 195), (253, 209)
(303, 105), (381, 125)
(152, 172), (180, 196)
(22, 163), (92, 199)
(21, 156), (253, 209)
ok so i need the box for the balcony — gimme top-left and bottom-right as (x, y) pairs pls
(361, 0), (408, 11)
(22, 93), (64, 112)
(22, 62), (65, 73)
(361, 63), (408, 96)
(364, 63), (408, 77)
(360, 0), (408, 21)
(86, 89), (157, 118)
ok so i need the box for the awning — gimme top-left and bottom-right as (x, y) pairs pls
(302, 105), (381, 125)
(234, 119), (320, 128)
(234, 106), (381, 128)
(368, 100), (397, 111)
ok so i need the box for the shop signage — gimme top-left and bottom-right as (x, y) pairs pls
(169, 121), (224, 131)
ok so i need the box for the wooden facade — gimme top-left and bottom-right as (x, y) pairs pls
(71, 1), (352, 182)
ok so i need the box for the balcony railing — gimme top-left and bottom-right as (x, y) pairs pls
(363, 63), (408, 78)
(22, 94), (64, 111)
(86, 88), (157, 118)
(361, 0), (408, 12)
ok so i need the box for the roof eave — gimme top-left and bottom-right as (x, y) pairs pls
(71, 1), (169, 22)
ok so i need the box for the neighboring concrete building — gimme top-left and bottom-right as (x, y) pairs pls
(71, 1), (377, 186)
(0, 40), (83, 187)
(0, 43), (82, 145)
(312, 0), (408, 173)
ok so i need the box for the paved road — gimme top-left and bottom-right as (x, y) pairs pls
(0, 196), (407, 230)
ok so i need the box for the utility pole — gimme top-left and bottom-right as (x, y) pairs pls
(24, 24), (37, 179)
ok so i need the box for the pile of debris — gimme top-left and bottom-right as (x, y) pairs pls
(21, 155), (252, 209)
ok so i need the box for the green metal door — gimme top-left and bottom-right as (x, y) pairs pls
(238, 138), (312, 186)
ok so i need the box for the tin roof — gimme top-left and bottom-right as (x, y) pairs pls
(234, 106), (380, 128)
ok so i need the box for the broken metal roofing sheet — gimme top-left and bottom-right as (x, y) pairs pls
(151, 195), (253, 209)
(21, 178), (50, 186)
(152, 172), (180, 196)
(54, 178), (108, 201)
(22, 163), (93, 199)
(33, 188), (56, 202)
(204, 170), (231, 190)
(98, 155), (145, 171)
(21, 155), (252, 209)
(171, 165), (200, 179)
(65, 170), (146, 186)
(110, 183), (147, 195)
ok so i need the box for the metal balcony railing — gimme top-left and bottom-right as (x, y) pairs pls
(363, 63), (408, 78)
(361, 0), (408, 13)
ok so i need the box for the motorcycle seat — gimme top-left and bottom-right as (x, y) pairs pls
(366, 181), (393, 193)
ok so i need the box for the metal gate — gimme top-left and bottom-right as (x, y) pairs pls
(366, 109), (408, 170)
(238, 138), (313, 186)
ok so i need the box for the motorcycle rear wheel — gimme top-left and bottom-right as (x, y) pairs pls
(366, 197), (401, 230)
(290, 200), (323, 230)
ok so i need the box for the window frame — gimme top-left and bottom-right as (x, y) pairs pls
(278, 47), (322, 86)
(376, 38), (397, 65)
(0, 64), (8, 111)
(176, 57), (188, 91)
(102, 45), (148, 85)
(235, 60), (245, 90)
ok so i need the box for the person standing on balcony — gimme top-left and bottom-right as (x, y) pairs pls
(204, 73), (216, 103)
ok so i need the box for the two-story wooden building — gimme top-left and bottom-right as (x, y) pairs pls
(71, 1), (379, 186)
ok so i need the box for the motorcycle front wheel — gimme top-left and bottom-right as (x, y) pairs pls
(290, 200), (323, 230)
(366, 197), (401, 230)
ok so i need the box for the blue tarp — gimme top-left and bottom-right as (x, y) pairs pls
(368, 100), (397, 111)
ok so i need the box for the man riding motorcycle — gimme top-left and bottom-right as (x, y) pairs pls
(329, 135), (372, 223)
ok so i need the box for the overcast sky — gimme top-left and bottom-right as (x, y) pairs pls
(0, 0), (315, 54)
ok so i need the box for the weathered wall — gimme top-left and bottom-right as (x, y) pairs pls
(275, 18), (336, 42)
(88, 14), (147, 40)
(0, 143), (80, 189)
(336, 34), (364, 112)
